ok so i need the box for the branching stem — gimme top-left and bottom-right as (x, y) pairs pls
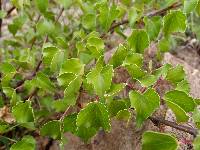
(101, 1), (182, 38)
(149, 116), (198, 137)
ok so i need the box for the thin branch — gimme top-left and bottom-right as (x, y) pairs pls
(149, 116), (198, 137)
(15, 60), (42, 90)
(23, 88), (39, 101)
(101, 1), (182, 38)
(146, 2), (182, 17)
(30, 15), (41, 50)
(6, 6), (16, 18)
(0, 135), (17, 143)
(44, 7), (64, 43)
(55, 7), (64, 23)
(15, 7), (65, 91)
(60, 106), (71, 121)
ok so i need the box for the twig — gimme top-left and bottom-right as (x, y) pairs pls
(15, 60), (42, 90)
(149, 116), (198, 137)
(101, 1), (182, 38)
(30, 15), (41, 50)
(60, 106), (71, 121)
(146, 2), (182, 17)
(44, 7), (64, 43)
(0, 135), (17, 143)
(15, 7), (65, 93)
(31, 60), (42, 77)
(23, 88), (39, 101)
(6, 6), (16, 17)
(0, 73), (9, 101)
(55, 7), (64, 23)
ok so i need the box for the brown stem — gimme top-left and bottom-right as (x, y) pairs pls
(60, 106), (71, 121)
(101, 1), (182, 38)
(6, 6), (16, 17)
(146, 2), (182, 17)
(15, 7), (65, 91)
(15, 60), (42, 90)
(23, 88), (39, 101)
(55, 7), (64, 23)
(44, 7), (64, 43)
(149, 116), (198, 137)
(30, 15), (41, 50)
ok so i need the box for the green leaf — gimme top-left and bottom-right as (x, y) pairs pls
(124, 64), (147, 80)
(142, 131), (178, 150)
(40, 96), (54, 111)
(60, 58), (84, 75)
(37, 20), (55, 36)
(109, 44), (128, 68)
(121, 0), (131, 6)
(123, 53), (143, 67)
(144, 16), (162, 41)
(76, 126), (97, 142)
(127, 29), (149, 53)
(82, 13), (96, 30)
(166, 65), (185, 84)
(53, 100), (68, 112)
(40, 120), (61, 139)
(10, 136), (36, 150)
(8, 14), (27, 35)
(163, 10), (187, 37)
(35, 0), (48, 13)
(139, 75), (157, 87)
(153, 63), (172, 78)
(166, 100), (189, 122)
(193, 107), (200, 128)
(158, 37), (171, 53)
(105, 83), (125, 97)
(76, 102), (110, 131)
(0, 10), (6, 19)
(129, 88), (160, 127)
(2, 87), (14, 99)
(57, 73), (76, 89)
(128, 7), (139, 27)
(87, 64), (113, 96)
(115, 109), (131, 121)
(98, 3), (119, 31)
(196, 0), (200, 16)
(12, 101), (34, 124)
(184, 0), (198, 14)
(64, 76), (82, 106)
(36, 72), (55, 92)
(87, 36), (105, 51)
(42, 45), (64, 72)
(58, 0), (73, 9)
(164, 90), (195, 112)
(195, 98), (200, 105)
(107, 100), (127, 117)
(63, 113), (77, 133)
(0, 62), (16, 74)
(79, 52), (93, 64)
(194, 135), (200, 150)
(86, 45), (102, 59)
(50, 50), (65, 73)
(175, 79), (190, 93)
(0, 123), (9, 134)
